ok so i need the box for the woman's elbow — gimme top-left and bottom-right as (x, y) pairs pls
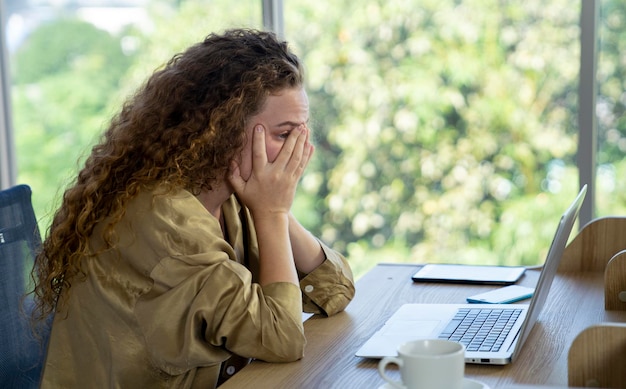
(261, 328), (306, 362)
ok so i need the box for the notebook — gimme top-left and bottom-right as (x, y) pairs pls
(355, 185), (587, 365)
(411, 263), (526, 285)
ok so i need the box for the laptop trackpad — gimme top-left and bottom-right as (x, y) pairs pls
(355, 319), (442, 358)
(382, 320), (440, 336)
(355, 305), (459, 358)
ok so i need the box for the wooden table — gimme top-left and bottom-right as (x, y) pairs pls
(220, 263), (626, 389)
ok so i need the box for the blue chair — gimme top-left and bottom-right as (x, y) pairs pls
(0, 185), (52, 388)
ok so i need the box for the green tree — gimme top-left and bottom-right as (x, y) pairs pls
(286, 0), (581, 267)
(12, 18), (136, 227)
(596, 0), (626, 216)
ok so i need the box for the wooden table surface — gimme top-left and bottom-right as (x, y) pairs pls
(220, 263), (626, 389)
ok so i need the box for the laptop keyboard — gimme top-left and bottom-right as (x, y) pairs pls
(438, 308), (523, 352)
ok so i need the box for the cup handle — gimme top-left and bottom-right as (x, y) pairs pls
(378, 356), (405, 388)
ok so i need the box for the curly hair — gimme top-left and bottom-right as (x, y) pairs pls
(31, 28), (304, 323)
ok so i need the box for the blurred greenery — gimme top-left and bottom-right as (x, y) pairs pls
(8, 0), (626, 280)
(12, 18), (136, 224)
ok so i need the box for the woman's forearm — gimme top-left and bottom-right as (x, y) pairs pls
(254, 212), (299, 286)
(288, 213), (326, 274)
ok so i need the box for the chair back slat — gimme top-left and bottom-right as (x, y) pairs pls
(0, 184), (52, 389)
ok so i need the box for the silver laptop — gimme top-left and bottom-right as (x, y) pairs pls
(355, 185), (587, 365)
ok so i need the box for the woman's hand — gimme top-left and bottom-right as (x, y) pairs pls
(228, 124), (313, 219)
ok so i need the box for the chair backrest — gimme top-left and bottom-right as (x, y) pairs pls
(0, 184), (52, 388)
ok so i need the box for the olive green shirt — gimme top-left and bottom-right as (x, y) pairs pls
(41, 189), (355, 388)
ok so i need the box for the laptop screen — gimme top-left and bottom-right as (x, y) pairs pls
(511, 185), (587, 359)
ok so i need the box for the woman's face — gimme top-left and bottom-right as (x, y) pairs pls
(238, 87), (310, 181)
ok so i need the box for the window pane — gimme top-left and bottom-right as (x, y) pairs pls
(597, 0), (626, 217)
(4, 0), (260, 230)
(285, 0), (581, 277)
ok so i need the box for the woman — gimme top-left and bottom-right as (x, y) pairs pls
(32, 28), (355, 388)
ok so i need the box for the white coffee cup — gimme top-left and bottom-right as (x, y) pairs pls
(378, 339), (465, 389)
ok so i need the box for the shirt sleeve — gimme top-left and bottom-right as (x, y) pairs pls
(129, 191), (306, 375)
(234, 197), (356, 317)
(299, 240), (356, 316)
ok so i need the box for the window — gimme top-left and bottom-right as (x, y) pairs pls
(2, 0), (623, 278)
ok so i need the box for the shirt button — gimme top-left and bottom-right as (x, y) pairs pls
(226, 365), (236, 376)
(304, 285), (314, 293)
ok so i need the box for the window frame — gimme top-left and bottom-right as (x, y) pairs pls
(1, 0), (16, 188)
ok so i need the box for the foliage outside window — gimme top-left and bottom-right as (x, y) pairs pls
(286, 0), (587, 276)
(596, 0), (626, 215)
(6, 0), (626, 279)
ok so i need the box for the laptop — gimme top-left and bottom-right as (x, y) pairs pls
(355, 185), (587, 365)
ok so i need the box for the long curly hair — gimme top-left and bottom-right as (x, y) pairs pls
(31, 28), (304, 323)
